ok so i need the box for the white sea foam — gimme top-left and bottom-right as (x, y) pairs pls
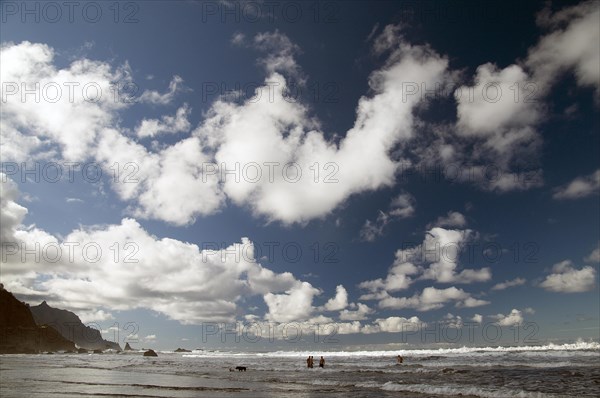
(310, 379), (346, 386)
(355, 381), (381, 388)
(182, 341), (599, 358)
(379, 382), (573, 398)
(420, 360), (581, 368)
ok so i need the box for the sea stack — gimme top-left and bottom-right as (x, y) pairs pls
(143, 349), (158, 357)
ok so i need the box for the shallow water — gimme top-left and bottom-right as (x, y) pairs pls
(1, 343), (599, 397)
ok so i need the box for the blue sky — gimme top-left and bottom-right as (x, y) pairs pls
(1, 1), (598, 350)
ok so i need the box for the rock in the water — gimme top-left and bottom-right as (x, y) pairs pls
(77, 348), (88, 354)
(143, 349), (158, 357)
(93, 349), (103, 354)
(174, 347), (191, 352)
(124, 342), (134, 351)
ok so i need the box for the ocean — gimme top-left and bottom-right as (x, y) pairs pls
(1, 342), (598, 397)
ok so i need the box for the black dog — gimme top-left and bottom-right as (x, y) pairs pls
(235, 366), (247, 371)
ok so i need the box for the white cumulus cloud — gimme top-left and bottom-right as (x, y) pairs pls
(553, 169), (600, 200)
(491, 277), (526, 291)
(323, 285), (349, 311)
(492, 309), (524, 326)
(135, 104), (191, 138)
(539, 260), (596, 293)
(378, 286), (489, 312)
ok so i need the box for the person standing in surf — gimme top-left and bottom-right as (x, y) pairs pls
(319, 356), (325, 368)
(307, 356), (314, 368)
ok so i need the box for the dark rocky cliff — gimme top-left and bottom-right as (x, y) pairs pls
(30, 301), (121, 351)
(0, 284), (76, 353)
